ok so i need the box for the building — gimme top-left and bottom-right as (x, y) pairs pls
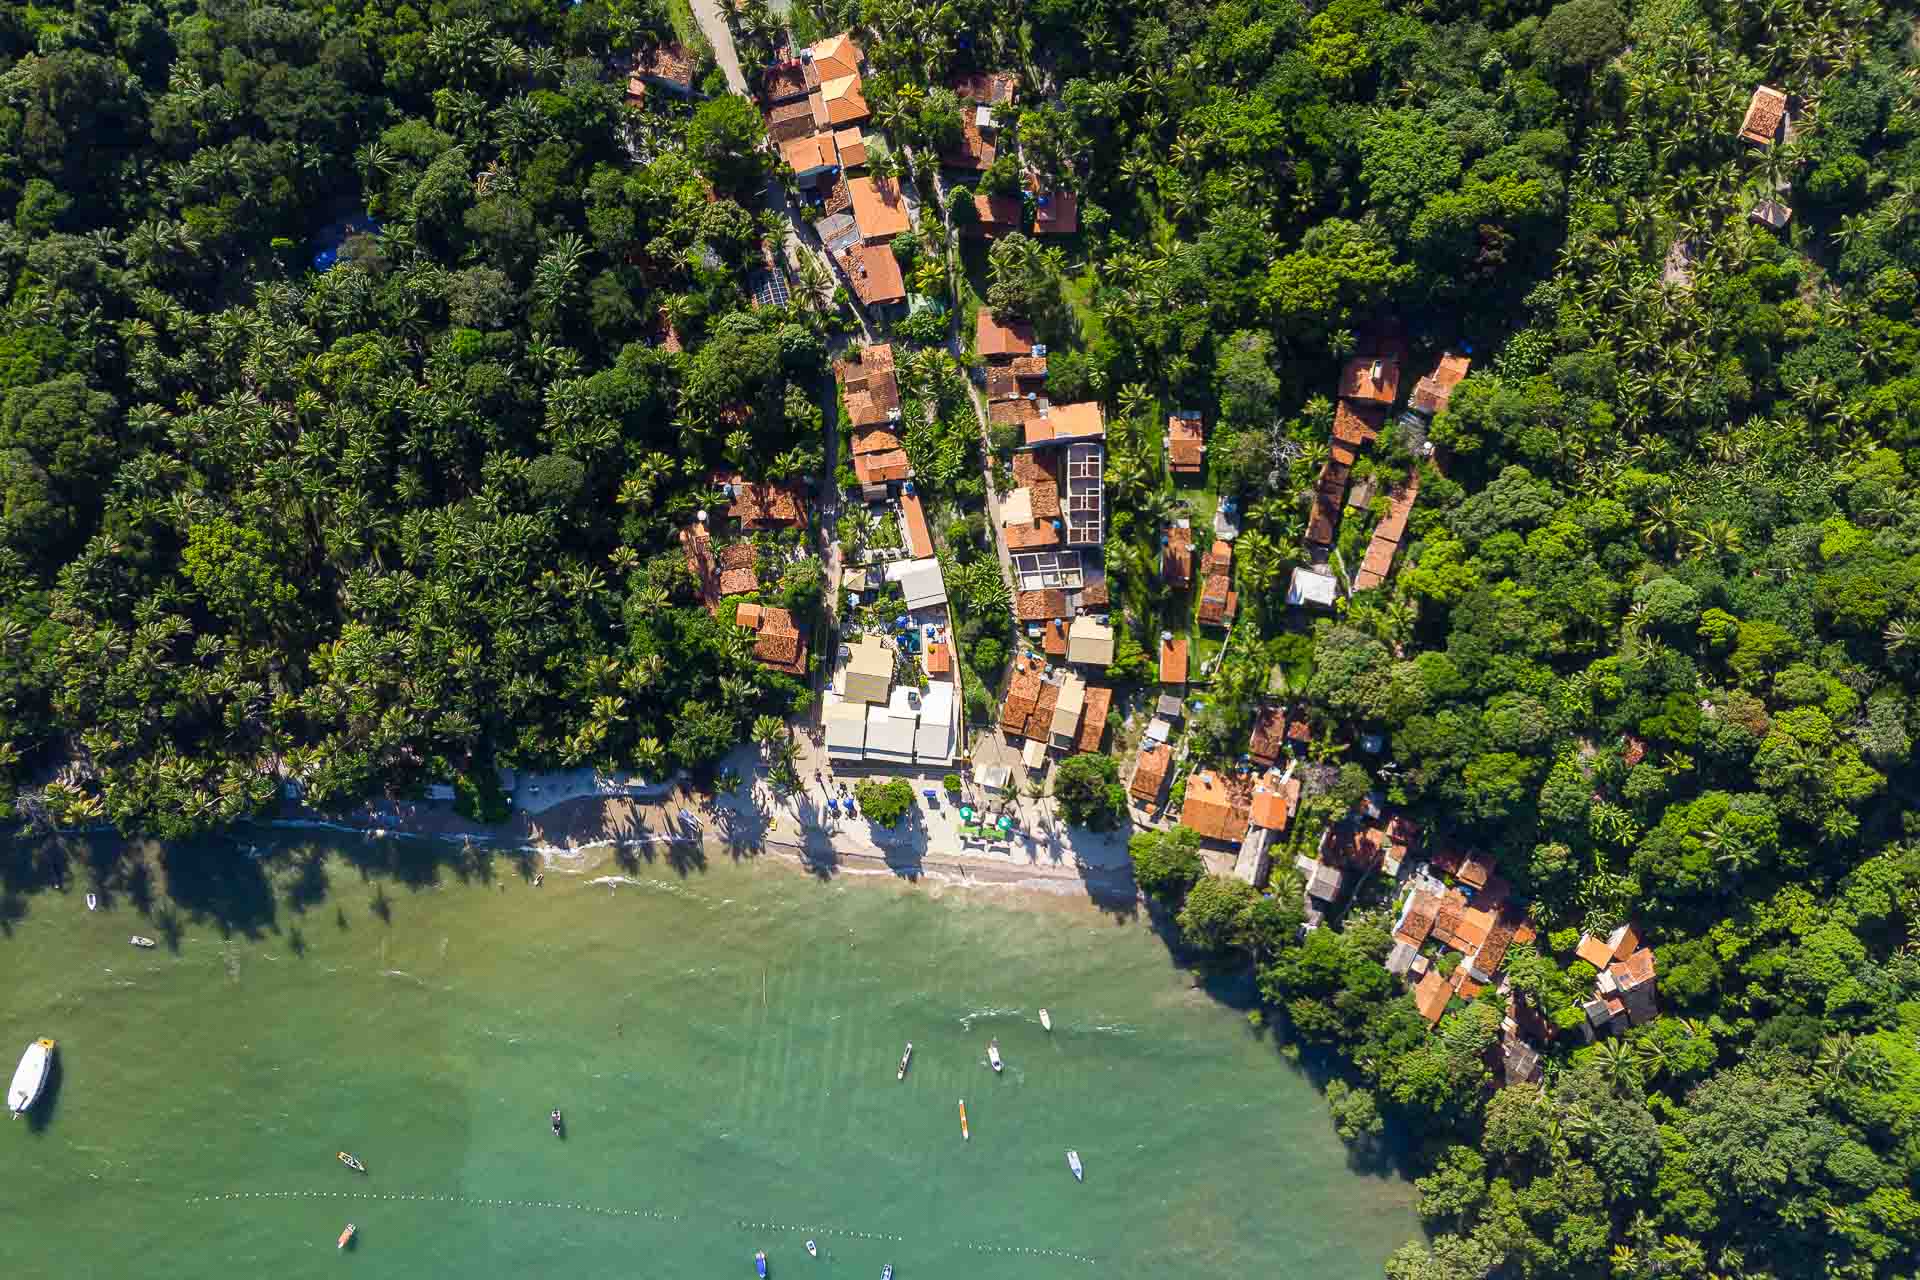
(824, 700), (867, 760)
(833, 127), (869, 169)
(951, 70), (1018, 108)
(1160, 635), (1188, 686)
(842, 633), (894, 704)
(1408, 352), (1471, 417)
(1332, 400), (1383, 464)
(717, 542), (758, 596)
(976, 309), (1037, 360)
(1250, 772), (1299, 833)
(782, 132), (839, 184)
(1129, 742), (1172, 808)
(915, 680), (957, 763)
(813, 73), (870, 127)
(632, 42), (695, 95)
(1181, 769), (1252, 845)
(848, 176), (911, 242)
(942, 113), (995, 171)
(999, 654), (1059, 742)
(1015, 588), (1070, 623)
(1022, 400), (1105, 447)
(1078, 685), (1112, 752)
(1048, 673), (1088, 752)
(1163, 523), (1193, 587)
(761, 60), (811, 105)
(1740, 85), (1788, 145)
(1059, 444), (1104, 546)
(1340, 355), (1400, 407)
(807, 32), (863, 81)
(899, 492), (934, 558)
(886, 557), (948, 610)
(987, 356), (1048, 401)
(1167, 412), (1205, 478)
(735, 603), (808, 676)
(1751, 198), (1792, 231)
(1353, 469), (1420, 592)
(836, 242), (907, 310)
(1031, 189), (1078, 235)
(1197, 539), (1236, 628)
(1248, 707), (1287, 766)
(766, 98), (818, 143)
(1001, 475), (1063, 551)
(1287, 565), (1337, 608)
(1066, 615), (1114, 668)
(722, 477), (805, 530)
(970, 193), (1023, 237)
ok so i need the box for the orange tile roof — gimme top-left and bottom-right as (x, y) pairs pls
(972, 193), (1023, 232)
(1414, 969), (1452, 1024)
(950, 71), (1018, 105)
(837, 241), (906, 306)
(900, 491), (934, 558)
(1332, 399), (1385, 448)
(987, 363), (1047, 400)
(734, 601), (763, 628)
(1167, 415), (1205, 471)
(1249, 775), (1293, 831)
(1004, 520), (1060, 550)
(751, 605), (807, 674)
(1012, 453), (1057, 486)
(1129, 742), (1172, 804)
(1041, 619), (1067, 656)
(808, 33), (862, 82)
(1197, 575), (1235, 627)
(725, 479), (804, 528)
(761, 60), (810, 104)
(1078, 686), (1112, 753)
(926, 641), (951, 675)
(1015, 589), (1069, 620)
(1160, 635), (1187, 685)
(833, 127), (868, 168)
(848, 176), (910, 241)
(782, 132), (837, 172)
(942, 114), (995, 170)
(1163, 525), (1193, 586)
(1409, 352), (1471, 416)
(976, 310), (1036, 359)
(1248, 707), (1287, 765)
(852, 426), (903, 455)
(1027, 481), (1061, 519)
(999, 656), (1060, 740)
(1611, 948), (1656, 988)
(853, 449), (911, 485)
(990, 397), (1040, 425)
(1181, 770), (1251, 843)
(719, 567), (758, 595)
(817, 73), (869, 125)
(1031, 190), (1078, 235)
(1339, 356), (1400, 405)
(1397, 892), (1439, 947)
(1024, 401), (1104, 446)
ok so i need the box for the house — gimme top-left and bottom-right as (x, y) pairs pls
(1353, 469), (1420, 592)
(835, 241), (907, 309)
(1015, 588), (1070, 622)
(976, 309), (1037, 360)
(1040, 619), (1068, 658)
(722, 477), (805, 530)
(736, 603), (808, 676)
(951, 71), (1018, 108)
(833, 127), (869, 169)
(824, 700), (867, 760)
(914, 680), (957, 763)
(1575, 923), (1641, 972)
(1022, 401), (1105, 447)
(1332, 400), (1384, 462)
(999, 654), (1061, 742)
(807, 33), (863, 82)
(1197, 540), (1236, 628)
(1078, 685), (1112, 753)
(1048, 673), (1088, 751)
(853, 441), (911, 487)
(1751, 198), (1792, 230)
(747, 246), (791, 308)
(848, 176), (911, 242)
(782, 132), (839, 185)
(1031, 190), (1078, 235)
(987, 356), (1048, 401)
(1163, 523), (1193, 587)
(989, 397), (1041, 428)
(1250, 772), (1299, 832)
(886, 557), (947, 609)
(1002, 480), (1063, 551)
(761, 60), (811, 105)
(1056, 444), (1103, 546)
(766, 98), (819, 143)
(1181, 769), (1251, 844)
(632, 42), (695, 95)
(1740, 85), (1788, 145)
(842, 633), (894, 704)
(1129, 742), (1172, 807)
(717, 542), (759, 596)
(1248, 706), (1287, 766)
(1340, 355), (1400, 406)
(899, 491), (934, 558)
(942, 114), (995, 171)
(837, 342), (899, 428)
(1167, 411), (1205, 477)
(811, 73), (870, 127)
(1066, 615), (1114, 667)
(1287, 566), (1337, 608)
(1160, 635), (1188, 686)
(1307, 460), (1350, 546)
(1408, 352), (1472, 417)
(1413, 969), (1453, 1024)
(970, 193), (1023, 237)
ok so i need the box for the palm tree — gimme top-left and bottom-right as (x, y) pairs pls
(1592, 1036), (1642, 1094)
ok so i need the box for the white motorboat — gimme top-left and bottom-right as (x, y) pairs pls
(9, 1039), (54, 1117)
(881, 1266), (893, 1280)
(86, 893), (98, 911)
(806, 1240), (818, 1258)
(896, 1041), (912, 1081)
(1038, 1009), (1051, 1032)
(1067, 1149), (1083, 1182)
(987, 1039), (1002, 1073)
(130, 936), (156, 949)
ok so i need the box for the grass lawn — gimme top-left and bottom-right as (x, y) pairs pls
(666, 0), (700, 48)
(1058, 265), (1106, 350)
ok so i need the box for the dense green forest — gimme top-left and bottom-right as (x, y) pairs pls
(8, 0), (1920, 1276)
(0, 0), (833, 835)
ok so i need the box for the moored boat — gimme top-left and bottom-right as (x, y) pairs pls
(86, 893), (98, 911)
(896, 1041), (912, 1081)
(8, 1038), (54, 1118)
(755, 1249), (768, 1277)
(806, 1240), (818, 1258)
(881, 1265), (893, 1280)
(130, 936), (156, 949)
(337, 1223), (356, 1250)
(1067, 1149), (1083, 1182)
(1038, 1009), (1051, 1032)
(987, 1039), (1002, 1073)
(338, 1151), (366, 1173)
(550, 1108), (563, 1137)
(958, 1098), (968, 1141)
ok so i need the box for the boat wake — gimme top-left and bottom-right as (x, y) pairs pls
(956, 1007), (1023, 1031)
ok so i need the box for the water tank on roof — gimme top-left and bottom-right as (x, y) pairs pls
(1160, 631), (1173, 643)
(696, 508), (708, 523)
(903, 480), (916, 495)
(1033, 344), (1048, 357)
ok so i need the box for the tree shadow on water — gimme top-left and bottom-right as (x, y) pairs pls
(158, 845), (276, 939)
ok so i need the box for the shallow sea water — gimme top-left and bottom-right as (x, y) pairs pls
(0, 837), (1415, 1279)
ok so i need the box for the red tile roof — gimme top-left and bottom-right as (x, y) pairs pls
(976, 310), (1036, 359)
(1409, 352), (1471, 416)
(750, 605), (807, 675)
(1129, 742), (1172, 805)
(942, 114), (995, 171)
(847, 176), (910, 241)
(1248, 707), (1287, 765)
(1078, 686), (1112, 753)
(725, 479), (805, 529)
(837, 242), (907, 306)
(1340, 356), (1400, 405)
(900, 491), (934, 558)
(1167, 414), (1205, 472)
(1740, 85), (1787, 144)
(1414, 969), (1452, 1024)
(1163, 525), (1193, 586)
(1160, 636), (1188, 685)
(1332, 400), (1385, 449)
(1031, 190), (1078, 235)
(1041, 619), (1067, 656)
(1181, 769), (1251, 843)
(1015, 589), (1069, 620)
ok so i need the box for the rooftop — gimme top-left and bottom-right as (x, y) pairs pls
(1409, 352), (1471, 416)
(833, 127), (868, 169)
(1160, 635), (1188, 685)
(633, 42), (695, 91)
(1129, 742), (1172, 804)
(1181, 769), (1252, 844)
(1339, 355), (1400, 406)
(900, 491), (934, 558)
(1031, 189), (1078, 235)
(1015, 588), (1070, 621)
(976, 309), (1037, 359)
(1023, 401), (1105, 446)
(1078, 685), (1112, 752)
(816, 73), (870, 126)
(1167, 412), (1205, 472)
(1066, 614), (1114, 666)
(848, 176), (911, 241)
(942, 114), (995, 171)
(950, 71), (1018, 105)
(724, 477), (805, 528)
(808, 33), (863, 82)
(1248, 707), (1287, 765)
(1740, 85), (1788, 145)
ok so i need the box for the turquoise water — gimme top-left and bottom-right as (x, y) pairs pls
(0, 837), (1415, 1277)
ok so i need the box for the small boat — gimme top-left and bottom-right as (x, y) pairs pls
(337, 1224), (356, 1250)
(86, 893), (98, 911)
(1067, 1149), (1083, 1182)
(755, 1250), (768, 1277)
(130, 936), (156, 949)
(806, 1240), (818, 1258)
(987, 1039), (1002, 1073)
(897, 1041), (913, 1081)
(550, 1108), (563, 1137)
(958, 1099), (968, 1141)
(1038, 1009), (1051, 1032)
(881, 1266), (893, 1280)
(9, 1039), (55, 1118)
(338, 1151), (366, 1173)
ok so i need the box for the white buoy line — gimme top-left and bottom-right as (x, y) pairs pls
(181, 1191), (1095, 1263)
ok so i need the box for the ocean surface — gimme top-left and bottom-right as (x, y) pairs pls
(0, 835), (1416, 1279)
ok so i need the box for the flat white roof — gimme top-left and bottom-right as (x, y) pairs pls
(917, 680), (955, 726)
(1288, 566), (1338, 607)
(864, 705), (917, 761)
(915, 714), (954, 763)
(1021, 737), (1047, 769)
(824, 701), (867, 754)
(1066, 614), (1113, 665)
(887, 557), (947, 609)
(1002, 487), (1034, 526)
